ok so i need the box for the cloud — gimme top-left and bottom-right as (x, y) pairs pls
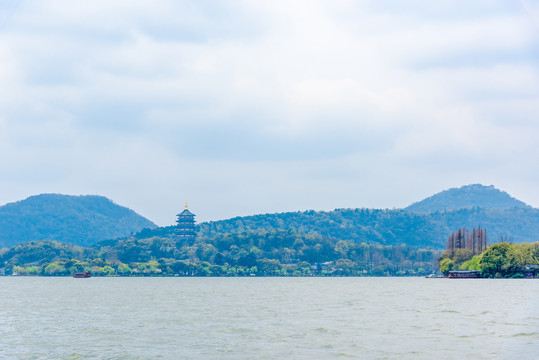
(0, 0), (538, 224)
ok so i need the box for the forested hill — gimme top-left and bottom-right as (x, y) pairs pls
(0, 194), (156, 248)
(405, 184), (528, 213)
(124, 184), (539, 250)
(2, 185), (538, 277)
(197, 209), (444, 248)
(2, 184), (536, 251)
(194, 206), (539, 249)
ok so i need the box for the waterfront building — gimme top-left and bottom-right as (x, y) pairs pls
(176, 201), (196, 244)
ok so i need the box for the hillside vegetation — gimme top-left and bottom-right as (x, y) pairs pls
(188, 206), (538, 249)
(1, 184), (534, 250)
(0, 194), (156, 248)
(190, 184), (538, 249)
(119, 185), (539, 250)
(2, 184), (537, 277)
(406, 184), (528, 213)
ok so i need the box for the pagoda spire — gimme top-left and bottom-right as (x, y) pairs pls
(185, 200), (188, 210)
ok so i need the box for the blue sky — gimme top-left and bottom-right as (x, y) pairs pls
(0, 0), (538, 225)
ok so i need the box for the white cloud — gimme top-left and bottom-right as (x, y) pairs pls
(0, 0), (538, 224)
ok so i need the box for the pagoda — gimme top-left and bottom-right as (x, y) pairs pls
(176, 201), (196, 244)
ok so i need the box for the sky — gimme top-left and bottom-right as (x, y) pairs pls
(0, 0), (538, 226)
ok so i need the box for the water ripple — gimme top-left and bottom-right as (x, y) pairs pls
(0, 277), (538, 359)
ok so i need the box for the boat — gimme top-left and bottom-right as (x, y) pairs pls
(448, 270), (481, 278)
(73, 271), (91, 278)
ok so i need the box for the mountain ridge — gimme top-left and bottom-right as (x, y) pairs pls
(189, 184), (538, 248)
(405, 184), (529, 213)
(0, 193), (157, 248)
(1, 184), (536, 250)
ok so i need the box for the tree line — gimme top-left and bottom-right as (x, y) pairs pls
(445, 227), (488, 255)
(1, 229), (439, 277)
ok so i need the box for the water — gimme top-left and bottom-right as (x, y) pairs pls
(0, 277), (538, 359)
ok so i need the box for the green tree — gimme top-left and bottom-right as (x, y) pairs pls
(459, 255), (482, 271)
(480, 242), (512, 277)
(44, 262), (68, 276)
(117, 263), (132, 275)
(439, 258), (454, 276)
(257, 259), (282, 275)
(13, 265), (26, 275)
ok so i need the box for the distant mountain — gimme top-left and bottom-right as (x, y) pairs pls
(3, 184), (535, 252)
(132, 205), (539, 250)
(405, 184), (528, 213)
(187, 184), (537, 248)
(0, 194), (157, 248)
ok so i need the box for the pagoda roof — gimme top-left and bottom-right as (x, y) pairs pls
(177, 209), (195, 217)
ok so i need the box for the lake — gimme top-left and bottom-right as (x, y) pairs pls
(0, 277), (538, 359)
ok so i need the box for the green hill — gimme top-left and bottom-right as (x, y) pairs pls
(2, 184), (537, 277)
(125, 185), (539, 250)
(2, 184), (536, 252)
(128, 206), (539, 250)
(193, 206), (539, 249)
(0, 194), (157, 248)
(405, 184), (528, 213)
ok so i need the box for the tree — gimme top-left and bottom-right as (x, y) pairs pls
(256, 259), (282, 275)
(480, 242), (512, 277)
(213, 253), (225, 266)
(468, 227), (487, 254)
(439, 258), (454, 276)
(44, 262), (67, 276)
(117, 263), (132, 275)
(237, 253), (257, 268)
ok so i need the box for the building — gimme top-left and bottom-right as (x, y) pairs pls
(524, 265), (539, 278)
(176, 201), (196, 245)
